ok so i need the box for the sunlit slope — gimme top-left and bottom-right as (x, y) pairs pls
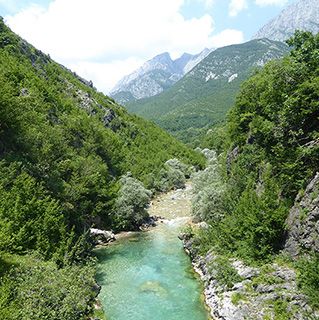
(126, 39), (289, 141)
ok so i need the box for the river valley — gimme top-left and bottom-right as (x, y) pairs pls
(95, 185), (210, 320)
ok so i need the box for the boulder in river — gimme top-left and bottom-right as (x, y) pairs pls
(90, 228), (115, 245)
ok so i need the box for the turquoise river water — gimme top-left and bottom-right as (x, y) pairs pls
(95, 218), (210, 320)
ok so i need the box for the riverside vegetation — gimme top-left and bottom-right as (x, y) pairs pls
(0, 19), (204, 319)
(188, 31), (319, 318)
(1, 12), (319, 320)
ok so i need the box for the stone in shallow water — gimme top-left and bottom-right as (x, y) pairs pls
(139, 281), (167, 297)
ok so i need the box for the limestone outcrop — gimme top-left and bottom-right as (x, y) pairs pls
(285, 172), (319, 257)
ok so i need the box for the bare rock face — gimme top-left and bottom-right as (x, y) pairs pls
(285, 172), (319, 257)
(110, 49), (211, 104)
(185, 245), (316, 320)
(253, 0), (319, 42)
(226, 146), (239, 174)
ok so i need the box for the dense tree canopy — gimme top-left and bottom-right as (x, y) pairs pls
(194, 31), (319, 261)
(0, 19), (204, 319)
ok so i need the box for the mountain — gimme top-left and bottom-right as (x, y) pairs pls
(253, 0), (319, 41)
(125, 39), (289, 142)
(182, 48), (211, 74)
(111, 49), (211, 104)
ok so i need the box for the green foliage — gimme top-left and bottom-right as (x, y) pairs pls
(296, 254), (319, 309)
(193, 31), (319, 264)
(0, 253), (97, 320)
(114, 174), (152, 230)
(192, 150), (225, 222)
(0, 162), (65, 259)
(192, 153), (288, 261)
(200, 124), (230, 154)
(126, 39), (288, 143)
(151, 159), (191, 192)
(92, 306), (108, 320)
(228, 31), (319, 198)
(0, 19), (204, 318)
(0, 18), (204, 256)
(164, 158), (193, 177)
(273, 299), (292, 320)
(231, 292), (245, 306)
(208, 256), (243, 289)
(228, 174), (288, 260)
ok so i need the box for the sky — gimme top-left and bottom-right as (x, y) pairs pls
(0, 0), (295, 94)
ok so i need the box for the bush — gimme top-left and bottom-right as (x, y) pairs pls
(296, 254), (319, 309)
(192, 150), (225, 222)
(164, 158), (193, 178)
(208, 256), (243, 289)
(114, 173), (152, 230)
(0, 163), (65, 259)
(0, 253), (97, 320)
(154, 159), (189, 192)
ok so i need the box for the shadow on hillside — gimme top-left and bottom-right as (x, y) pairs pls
(0, 254), (17, 277)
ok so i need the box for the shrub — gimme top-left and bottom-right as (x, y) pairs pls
(209, 256), (243, 289)
(296, 254), (319, 309)
(114, 173), (152, 230)
(154, 159), (189, 192)
(0, 253), (97, 320)
(164, 158), (193, 177)
(192, 150), (225, 222)
(0, 164), (65, 259)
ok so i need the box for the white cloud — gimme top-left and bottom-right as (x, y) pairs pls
(201, 0), (215, 8)
(210, 29), (244, 48)
(255, 0), (288, 6)
(5, 0), (218, 93)
(187, 0), (215, 9)
(229, 0), (248, 17)
(69, 58), (144, 94)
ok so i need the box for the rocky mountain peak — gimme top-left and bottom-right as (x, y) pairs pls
(174, 53), (193, 71)
(111, 48), (211, 104)
(147, 52), (174, 71)
(253, 0), (319, 42)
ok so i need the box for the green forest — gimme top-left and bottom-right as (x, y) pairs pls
(0, 18), (204, 319)
(1, 8), (319, 319)
(191, 30), (319, 312)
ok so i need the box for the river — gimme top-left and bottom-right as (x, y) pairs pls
(95, 184), (210, 320)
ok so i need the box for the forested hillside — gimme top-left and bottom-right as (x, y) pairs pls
(190, 31), (319, 316)
(0, 18), (204, 319)
(126, 39), (288, 143)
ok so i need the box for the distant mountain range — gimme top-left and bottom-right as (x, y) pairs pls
(125, 39), (289, 142)
(253, 0), (319, 41)
(110, 49), (211, 104)
(111, 0), (318, 143)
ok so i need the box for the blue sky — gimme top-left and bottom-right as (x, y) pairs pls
(181, 0), (295, 39)
(0, 0), (296, 92)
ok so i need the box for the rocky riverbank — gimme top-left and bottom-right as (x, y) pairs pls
(90, 182), (193, 247)
(94, 182), (210, 320)
(182, 235), (319, 320)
